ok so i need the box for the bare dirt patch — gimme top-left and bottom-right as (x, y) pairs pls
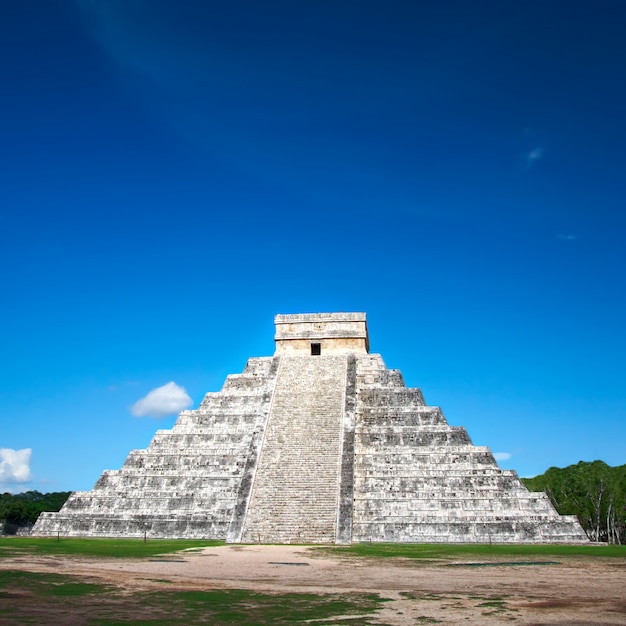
(1, 544), (625, 625)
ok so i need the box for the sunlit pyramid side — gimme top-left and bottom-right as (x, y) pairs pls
(33, 313), (588, 543)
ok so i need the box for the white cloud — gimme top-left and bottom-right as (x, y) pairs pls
(131, 381), (193, 418)
(526, 146), (544, 166)
(557, 233), (578, 241)
(493, 452), (512, 461)
(0, 448), (33, 483)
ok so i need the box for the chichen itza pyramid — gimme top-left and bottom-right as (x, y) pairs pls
(33, 313), (588, 543)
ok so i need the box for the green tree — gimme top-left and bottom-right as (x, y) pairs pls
(523, 461), (626, 544)
(0, 491), (71, 535)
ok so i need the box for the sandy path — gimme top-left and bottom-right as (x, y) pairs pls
(3, 544), (625, 624)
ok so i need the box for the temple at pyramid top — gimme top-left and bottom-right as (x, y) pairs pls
(274, 312), (370, 355)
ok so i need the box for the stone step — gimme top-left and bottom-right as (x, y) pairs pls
(239, 355), (348, 543)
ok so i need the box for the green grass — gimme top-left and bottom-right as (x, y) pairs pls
(320, 542), (626, 560)
(477, 600), (507, 608)
(0, 570), (115, 597)
(0, 570), (387, 625)
(0, 536), (223, 559)
(3, 537), (624, 561)
(143, 589), (387, 625)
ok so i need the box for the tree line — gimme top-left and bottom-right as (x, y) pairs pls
(522, 460), (626, 544)
(0, 491), (71, 535)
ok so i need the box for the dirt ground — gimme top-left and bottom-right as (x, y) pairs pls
(2, 544), (625, 625)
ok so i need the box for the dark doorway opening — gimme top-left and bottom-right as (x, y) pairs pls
(311, 343), (321, 356)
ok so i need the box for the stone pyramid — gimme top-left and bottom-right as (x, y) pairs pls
(33, 313), (588, 543)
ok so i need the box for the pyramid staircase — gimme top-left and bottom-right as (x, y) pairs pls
(239, 355), (347, 543)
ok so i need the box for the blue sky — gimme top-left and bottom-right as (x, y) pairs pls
(1, 1), (625, 493)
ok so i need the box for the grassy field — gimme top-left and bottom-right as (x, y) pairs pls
(1, 538), (624, 624)
(2, 536), (624, 560)
(0, 536), (222, 559)
(0, 539), (388, 623)
(322, 541), (626, 560)
(0, 569), (386, 625)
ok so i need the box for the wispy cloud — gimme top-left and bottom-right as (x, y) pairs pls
(557, 233), (578, 241)
(131, 382), (193, 418)
(493, 452), (512, 461)
(526, 146), (544, 166)
(0, 448), (33, 484)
